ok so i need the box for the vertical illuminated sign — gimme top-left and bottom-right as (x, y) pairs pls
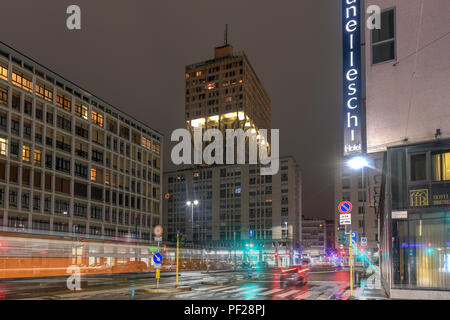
(342, 0), (365, 156)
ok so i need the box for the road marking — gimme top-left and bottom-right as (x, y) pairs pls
(257, 288), (284, 296)
(239, 288), (266, 295)
(277, 289), (299, 298)
(295, 291), (311, 300)
(222, 287), (253, 294)
(208, 286), (238, 293)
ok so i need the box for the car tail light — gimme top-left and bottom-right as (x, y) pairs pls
(298, 267), (310, 274)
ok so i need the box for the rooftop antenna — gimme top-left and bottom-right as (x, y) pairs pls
(224, 24), (228, 45)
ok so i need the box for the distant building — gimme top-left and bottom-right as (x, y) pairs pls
(163, 157), (302, 267)
(301, 218), (326, 261)
(325, 219), (335, 253)
(185, 43), (271, 148)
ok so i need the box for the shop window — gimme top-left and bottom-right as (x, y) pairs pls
(432, 151), (450, 181)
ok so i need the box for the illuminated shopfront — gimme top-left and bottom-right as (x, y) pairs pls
(383, 140), (450, 291)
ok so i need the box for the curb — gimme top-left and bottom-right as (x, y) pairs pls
(144, 286), (192, 294)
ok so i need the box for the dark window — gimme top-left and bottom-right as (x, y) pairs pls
(371, 9), (395, 64)
(411, 154), (426, 181)
(91, 186), (103, 201)
(74, 182), (88, 198)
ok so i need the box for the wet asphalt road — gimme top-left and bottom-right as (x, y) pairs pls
(0, 266), (372, 300)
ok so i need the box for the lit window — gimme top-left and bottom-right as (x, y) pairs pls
(432, 152), (450, 181)
(105, 172), (110, 185)
(185, 73), (190, 79)
(22, 145), (31, 162)
(56, 94), (71, 111)
(196, 71), (202, 77)
(141, 136), (152, 151)
(91, 111), (104, 127)
(34, 149), (41, 165)
(12, 72), (32, 92)
(91, 168), (97, 181)
(75, 103), (89, 119)
(35, 83), (53, 102)
(0, 137), (7, 156)
(206, 83), (216, 90)
(152, 142), (160, 155)
(0, 65), (8, 81)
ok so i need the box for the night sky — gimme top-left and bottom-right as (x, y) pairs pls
(0, 0), (342, 220)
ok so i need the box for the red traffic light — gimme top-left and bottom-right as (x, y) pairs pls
(249, 243), (254, 248)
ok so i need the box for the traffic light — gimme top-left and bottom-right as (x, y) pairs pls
(179, 233), (188, 247)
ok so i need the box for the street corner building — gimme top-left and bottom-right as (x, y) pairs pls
(336, 0), (450, 299)
(0, 41), (164, 278)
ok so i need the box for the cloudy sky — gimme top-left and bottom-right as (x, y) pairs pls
(0, 0), (342, 219)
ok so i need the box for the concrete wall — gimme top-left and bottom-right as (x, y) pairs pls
(365, 0), (450, 153)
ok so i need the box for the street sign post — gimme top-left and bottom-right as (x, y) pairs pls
(153, 225), (163, 237)
(153, 225), (163, 288)
(153, 252), (163, 288)
(338, 201), (354, 298)
(247, 266), (253, 279)
(340, 214), (351, 225)
(351, 231), (358, 245)
(338, 201), (352, 214)
(361, 237), (367, 246)
(153, 252), (163, 264)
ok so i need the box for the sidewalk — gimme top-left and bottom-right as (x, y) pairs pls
(353, 279), (388, 300)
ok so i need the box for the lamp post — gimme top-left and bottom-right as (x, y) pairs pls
(186, 200), (199, 243)
(346, 155), (369, 298)
(284, 221), (289, 266)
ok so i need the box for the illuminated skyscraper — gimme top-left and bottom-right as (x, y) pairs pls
(184, 44), (271, 160)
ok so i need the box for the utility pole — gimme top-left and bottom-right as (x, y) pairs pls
(176, 233), (180, 287)
(349, 228), (354, 298)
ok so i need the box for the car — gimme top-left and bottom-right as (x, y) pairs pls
(279, 266), (310, 288)
(301, 258), (312, 267)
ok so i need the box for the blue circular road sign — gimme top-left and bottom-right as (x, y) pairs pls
(153, 252), (163, 264)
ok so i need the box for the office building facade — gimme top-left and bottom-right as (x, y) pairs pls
(163, 157), (302, 266)
(185, 43), (271, 158)
(302, 219), (326, 261)
(0, 41), (163, 240)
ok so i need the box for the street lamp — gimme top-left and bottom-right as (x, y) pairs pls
(346, 155), (370, 296)
(347, 156), (368, 170)
(186, 200), (199, 243)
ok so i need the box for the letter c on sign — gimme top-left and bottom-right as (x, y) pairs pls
(347, 97), (357, 109)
